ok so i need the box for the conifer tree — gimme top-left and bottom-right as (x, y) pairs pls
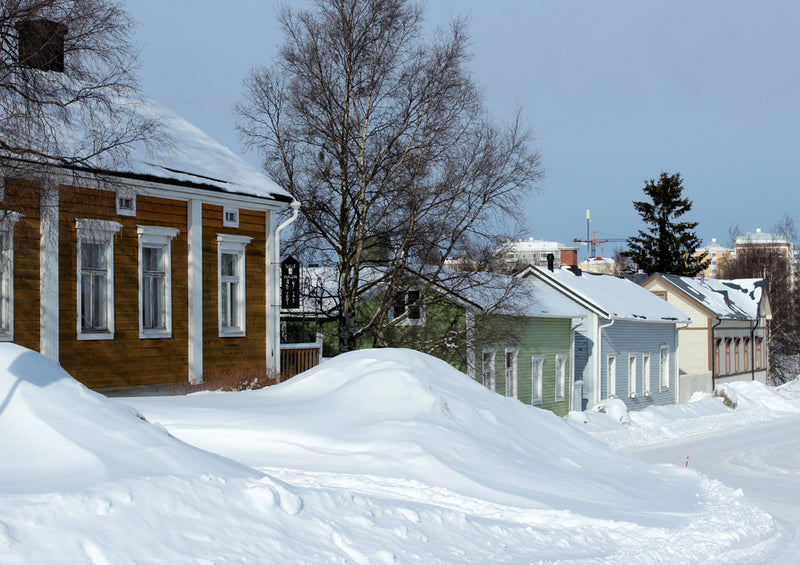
(624, 172), (709, 276)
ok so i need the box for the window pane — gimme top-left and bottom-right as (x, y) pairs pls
(82, 242), (106, 269)
(143, 276), (153, 328)
(92, 273), (107, 329)
(229, 281), (238, 327)
(221, 253), (236, 277)
(143, 247), (163, 273)
(221, 282), (230, 326)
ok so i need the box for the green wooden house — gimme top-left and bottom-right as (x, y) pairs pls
(282, 268), (585, 416)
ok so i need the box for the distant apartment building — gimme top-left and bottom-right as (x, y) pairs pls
(735, 229), (796, 261)
(734, 228), (797, 283)
(579, 256), (618, 275)
(695, 238), (734, 278)
(499, 238), (579, 270)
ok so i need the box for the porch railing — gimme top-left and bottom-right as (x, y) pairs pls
(280, 333), (324, 380)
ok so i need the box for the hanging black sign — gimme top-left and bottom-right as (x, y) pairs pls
(281, 256), (301, 309)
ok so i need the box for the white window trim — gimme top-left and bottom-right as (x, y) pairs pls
(531, 355), (544, 405)
(391, 289), (426, 327)
(223, 206), (239, 228)
(628, 354), (638, 398)
(482, 348), (496, 392)
(555, 354), (567, 402)
(138, 226), (179, 339)
(217, 233), (252, 337)
(505, 347), (519, 399)
(607, 354), (617, 398)
(642, 354), (651, 396)
(76, 219), (122, 340)
(0, 211), (22, 341)
(660, 346), (670, 390)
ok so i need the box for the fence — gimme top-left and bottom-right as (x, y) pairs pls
(280, 333), (324, 380)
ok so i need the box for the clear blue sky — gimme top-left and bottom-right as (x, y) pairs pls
(127, 0), (799, 259)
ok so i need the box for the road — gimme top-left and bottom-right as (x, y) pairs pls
(628, 413), (800, 564)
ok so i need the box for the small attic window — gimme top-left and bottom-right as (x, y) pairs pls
(116, 194), (136, 217)
(16, 19), (67, 73)
(223, 207), (239, 228)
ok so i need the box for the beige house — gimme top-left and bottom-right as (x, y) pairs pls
(642, 274), (771, 399)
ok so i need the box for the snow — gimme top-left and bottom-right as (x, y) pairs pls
(2, 343), (799, 563)
(529, 266), (691, 322)
(656, 274), (765, 320)
(119, 96), (291, 200)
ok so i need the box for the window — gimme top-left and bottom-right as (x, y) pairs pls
(391, 289), (425, 326)
(217, 234), (252, 337)
(642, 354), (651, 396)
(714, 338), (722, 375)
(725, 338), (732, 374)
(555, 354), (566, 401)
(505, 348), (519, 398)
(116, 193), (136, 216)
(734, 338), (741, 373)
(138, 226), (179, 338)
(0, 211), (21, 340)
(744, 338), (751, 371)
(531, 355), (544, 405)
(482, 349), (496, 391)
(755, 338), (763, 369)
(607, 354), (617, 398)
(223, 207), (239, 228)
(76, 219), (122, 339)
(652, 290), (667, 301)
(660, 346), (670, 389)
(628, 354), (638, 398)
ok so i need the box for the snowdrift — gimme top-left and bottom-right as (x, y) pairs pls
(0, 343), (256, 493)
(136, 349), (719, 524)
(0, 345), (779, 563)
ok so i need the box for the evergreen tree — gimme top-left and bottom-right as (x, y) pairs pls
(624, 172), (709, 276)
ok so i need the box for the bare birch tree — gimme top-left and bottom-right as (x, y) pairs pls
(237, 0), (542, 352)
(1, 0), (158, 179)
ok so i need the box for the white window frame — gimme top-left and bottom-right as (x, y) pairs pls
(505, 347), (519, 398)
(482, 348), (496, 391)
(660, 346), (670, 390)
(138, 226), (179, 339)
(531, 355), (544, 405)
(642, 353), (651, 396)
(0, 211), (21, 341)
(217, 233), (252, 337)
(555, 354), (567, 401)
(607, 354), (617, 398)
(628, 354), (638, 398)
(76, 219), (122, 340)
(391, 289), (426, 327)
(223, 206), (239, 228)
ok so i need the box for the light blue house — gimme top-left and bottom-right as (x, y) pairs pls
(521, 266), (690, 411)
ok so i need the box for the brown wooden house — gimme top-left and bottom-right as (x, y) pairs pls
(1, 99), (297, 391)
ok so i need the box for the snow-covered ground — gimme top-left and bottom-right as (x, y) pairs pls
(1, 343), (798, 563)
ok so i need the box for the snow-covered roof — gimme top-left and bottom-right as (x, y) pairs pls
(7, 85), (291, 202)
(118, 97), (292, 201)
(282, 265), (585, 320)
(446, 271), (585, 319)
(525, 266), (690, 323)
(655, 274), (765, 320)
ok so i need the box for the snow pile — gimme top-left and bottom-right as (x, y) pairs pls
(571, 379), (800, 450)
(0, 345), (781, 563)
(0, 343), (255, 493)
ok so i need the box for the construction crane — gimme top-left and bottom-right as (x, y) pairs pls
(572, 231), (627, 259)
(572, 209), (627, 261)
